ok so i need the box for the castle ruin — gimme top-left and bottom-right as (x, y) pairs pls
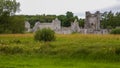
(25, 11), (108, 34)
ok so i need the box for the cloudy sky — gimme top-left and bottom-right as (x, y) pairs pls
(16, 0), (120, 18)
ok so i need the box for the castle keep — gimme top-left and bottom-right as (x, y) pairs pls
(85, 11), (101, 30)
(82, 11), (108, 34)
(25, 11), (108, 34)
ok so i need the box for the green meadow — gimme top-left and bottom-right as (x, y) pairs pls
(0, 34), (120, 68)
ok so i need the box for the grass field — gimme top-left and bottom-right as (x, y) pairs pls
(0, 55), (120, 68)
(0, 34), (120, 68)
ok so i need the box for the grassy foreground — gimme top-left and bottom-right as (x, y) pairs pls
(0, 34), (120, 68)
(0, 55), (120, 68)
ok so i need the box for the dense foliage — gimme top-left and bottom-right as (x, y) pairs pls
(0, 0), (25, 34)
(110, 28), (120, 34)
(9, 16), (25, 33)
(34, 28), (55, 42)
(101, 11), (120, 29)
(0, 0), (20, 16)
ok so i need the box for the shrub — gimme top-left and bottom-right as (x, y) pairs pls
(110, 28), (120, 34)
(34, 28), (55, 42)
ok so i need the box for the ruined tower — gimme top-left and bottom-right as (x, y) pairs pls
(85, 11), (101, 30)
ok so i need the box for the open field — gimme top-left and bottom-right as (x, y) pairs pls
(0, 55), (120, 68)
(0, 34), (120, 68)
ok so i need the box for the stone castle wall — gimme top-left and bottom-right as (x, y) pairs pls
(32, 18), (61, 32)
(25, 11), (109, 34)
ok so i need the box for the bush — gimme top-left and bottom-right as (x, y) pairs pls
(34, 28), (55, 42)
(110, 28), (120, 34)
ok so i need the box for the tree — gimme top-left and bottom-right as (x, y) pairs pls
(65, 11), (74, 27)
(0, 0), (25, 34)
(0, 0), (20, 16)
(58, 15), (67, 27)
(78, 18), (84, 28)
(101, 11), (120, 29)
(66, 11), (73, 18)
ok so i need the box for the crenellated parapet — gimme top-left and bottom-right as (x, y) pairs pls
(85, 11), (101, 30)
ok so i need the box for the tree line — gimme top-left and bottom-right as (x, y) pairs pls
(23, 11), (84, 28)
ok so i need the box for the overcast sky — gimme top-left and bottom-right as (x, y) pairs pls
(16, 0), (120, 18)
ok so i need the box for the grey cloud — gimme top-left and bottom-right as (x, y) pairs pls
(117, 0), (120, 1)
(75, 4), (120, 18)
(99, 4), (120, 13)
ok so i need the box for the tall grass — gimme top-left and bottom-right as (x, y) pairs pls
(0, 34), (120, 61)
